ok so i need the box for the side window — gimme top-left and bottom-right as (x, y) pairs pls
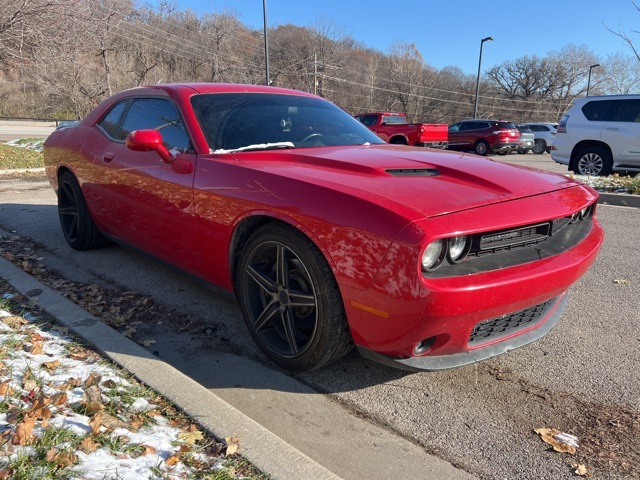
(98, 100), (127, 139)
(120, 98), (191, 151)
(609, 99), (640, 122)
(362, 115), (378, 126)
(582, 100), (614, 121)
(449, 123), (461, 132)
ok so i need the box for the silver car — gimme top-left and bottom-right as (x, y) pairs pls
(519, 122), (557, 154)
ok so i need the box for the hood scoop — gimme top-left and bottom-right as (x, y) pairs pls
(385, 168), (440, 177)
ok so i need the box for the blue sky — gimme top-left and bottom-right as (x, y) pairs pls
(149, 0), (640, 75)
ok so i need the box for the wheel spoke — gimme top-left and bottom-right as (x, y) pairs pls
(275, 244), (288, 287)
(253, 299), (280, 332)
(246, 263), (277, 295)
(288, 289), (316, 308)
(58, 206), (77, 216)
(281, 308), (299, 354)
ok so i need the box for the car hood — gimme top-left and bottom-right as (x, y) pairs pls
(227, 144), (579, 219)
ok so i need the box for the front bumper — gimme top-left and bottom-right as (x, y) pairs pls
(357, 294), (567, 371)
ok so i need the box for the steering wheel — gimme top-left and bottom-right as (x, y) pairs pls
(300, 133), (325, 146)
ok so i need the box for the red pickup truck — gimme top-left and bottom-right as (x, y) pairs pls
(354, 112), (448, 149)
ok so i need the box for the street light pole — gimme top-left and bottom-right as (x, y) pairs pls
(587, 64), (600, 97)
(473, 36), (493, 119)
(263, 0), (270, 86)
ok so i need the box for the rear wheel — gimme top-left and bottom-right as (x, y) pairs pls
(573, 146), (613, 176)
(57, 171), (109, 250)
(474, 140), (489, 156)
(533, 140), (546, 155)
(237, 223), (353, 371)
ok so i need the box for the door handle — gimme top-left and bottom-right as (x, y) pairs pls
(103, 152), (115, 163)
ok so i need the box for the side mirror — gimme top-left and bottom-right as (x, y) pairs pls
(126, 129), (174, 163)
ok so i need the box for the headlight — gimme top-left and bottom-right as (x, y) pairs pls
(421, 239), (444, 271)
(448, 235), (470, 263)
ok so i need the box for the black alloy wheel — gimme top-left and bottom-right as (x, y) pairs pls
(237, 223), (353, 371)
(57, 171), (108, 250)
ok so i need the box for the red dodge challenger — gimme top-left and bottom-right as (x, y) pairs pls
(43, 83), (603, 372)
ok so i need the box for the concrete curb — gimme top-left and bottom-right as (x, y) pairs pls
(0, 256), (340, 480)
(598, 192), (640, 208)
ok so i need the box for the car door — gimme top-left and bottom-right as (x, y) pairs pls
(601, 99), (640, 166)
(90, 96), (201, 273)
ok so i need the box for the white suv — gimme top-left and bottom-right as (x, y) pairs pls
(551, 94), (640, 176)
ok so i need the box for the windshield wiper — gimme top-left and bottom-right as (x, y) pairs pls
(213, 142), (295, 154)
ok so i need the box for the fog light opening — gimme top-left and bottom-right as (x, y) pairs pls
(413, 336), (436, 355)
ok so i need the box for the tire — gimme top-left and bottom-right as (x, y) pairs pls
(236, 223), (353, 371)
(474, 140), (489, 156)
(573, 146), (613, 176)
(533, 140), (546, 155)
(57, 171), (109, 250)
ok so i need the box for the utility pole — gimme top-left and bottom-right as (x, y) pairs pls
(263, 0), (270, 86)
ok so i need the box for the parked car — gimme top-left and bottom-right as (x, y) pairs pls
(552, 94), (640, 175)
(354, 112), (448, 148)
(43, 83), (603, 372)
(516, 125), (535, 154)
(519, 122), (558, 154)
(448, 119), (520, 155)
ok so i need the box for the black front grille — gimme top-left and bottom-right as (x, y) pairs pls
(468, 298), (556, 347)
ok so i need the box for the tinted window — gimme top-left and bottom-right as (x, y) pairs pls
(582, 100), (614, 121)
(496, 122), (516, 129)
(357, 115), (378, 127)
(609, 99), (640, 122)
(98, 100), (127, 139)
(120, 98), (191, 151)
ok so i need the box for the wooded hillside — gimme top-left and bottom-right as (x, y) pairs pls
(1, 0), (638, 123)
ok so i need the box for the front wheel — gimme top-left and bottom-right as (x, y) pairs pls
(573, 146), (613, 176)
(57, 171), (109, 250)
(236, 223), (353, 371)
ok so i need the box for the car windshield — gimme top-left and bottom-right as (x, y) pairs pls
(191, 93), (384, 152)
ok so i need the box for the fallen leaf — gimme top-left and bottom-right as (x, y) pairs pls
(46, 447), (58, 462)
(30, 333), (47, 342)
(29, 341), (44, 355)
(52, 450), (77, 468)
(179, 429), (204, 445)
(2, 316), (28, 328)
(12, 415), (36, 445)
(139, 339), (156, 346)
(140, 444), (156, 456)
(0, 380), (13, 396)
(225, 436), (240, 456)
(84, 373), (102, 388)
(43, 360), (61, 370)
(573, 462), (592, 477)
(89, 412), (103, 435)
(0, 468), (13, 480)
(613, 279), (630, 285)
(534, 428), (577, 455)
(101, 412), (129, 431)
